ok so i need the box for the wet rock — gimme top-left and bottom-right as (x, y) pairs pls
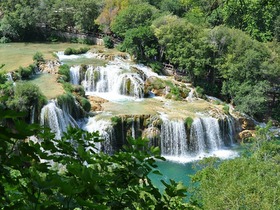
(238, 130), (256, 142)
(39, 60), (60, 74)
(239, 118), (256, 130)
(88, 96), (108, 111)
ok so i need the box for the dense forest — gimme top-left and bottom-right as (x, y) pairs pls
(1, 0), (280, 209)
(0, 0), (279, 120)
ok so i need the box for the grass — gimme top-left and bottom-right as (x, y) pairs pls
(0, 42), (90, 72)
(29, 74), (64, 99)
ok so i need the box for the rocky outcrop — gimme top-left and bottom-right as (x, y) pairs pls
(238, 117), (256, 130)
(39, 60), (60, 74)
(238, 130), (256, 142)
(88, 96), (108, 111)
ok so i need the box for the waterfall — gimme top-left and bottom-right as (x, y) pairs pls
(6, 73), (14, 82)
(219, 115), (237, 146)
(189, 118), (206, 153)
(190, 117), (224, 154)
(40, 100), (78, 139)
(160, 116), (188, 157)
(70, 66), (80, 85)
(30, 106), (35, 124)
(82, 63), (145, 99)
(186, 88), (195, 102)
(84, 117), (114, 154)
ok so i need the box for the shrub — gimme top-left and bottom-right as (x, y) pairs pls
(64, 47), (73, 55)
(148, 61), (163, 74)
(62, 82), (74, 92)
(223, 105), (230, 114)
(111, 116), (121, 125)
(195, 86), (205, 98)
(185, 117), (193, 128)
(103, 36), (114, 49)
(0, 36), (11, 43)
(58, 64), (70, 82)
(73, 85), (86, 97)
(80, 97), (91, 112)
(64, 47), (90, 55)
(18, 65), (35, 79)
(33, 52), (44, 64)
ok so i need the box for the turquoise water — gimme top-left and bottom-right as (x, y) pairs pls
(149, 160), (197, 192)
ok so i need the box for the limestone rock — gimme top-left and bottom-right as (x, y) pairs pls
(238, 130), (256, 142)
(239, 117), (256, 130)
(39, 60), (60, 74)
(88, 96), (108, 111)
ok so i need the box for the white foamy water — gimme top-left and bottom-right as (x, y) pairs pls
(56, 51), (97, 61)
(163, 149), (239, 164)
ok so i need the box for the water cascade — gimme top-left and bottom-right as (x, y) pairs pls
(40, 100), (78, 139)
(160, 116), (188, 157)
(82, 62), (145, 99)
(40, 53), (241, 163)
(84, 117), (114, 154)
(190, 117), (224, 154)
(70, 66), (80, 85)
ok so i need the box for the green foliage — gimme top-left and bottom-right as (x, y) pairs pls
(0, 110), (191, 209)
(111, 116), (121, 125)
(32, 51), (44, 64)
(103, 36), (114, 49)
(147, 61), (163, 74)
(222, 105), (229, 115)
(17, 65), (35, 79)
(0, 36), (11, 43)
(121, 26), (158, 61)
(191, 123), (280, 209)
(58, 64), (70, 82)
(185, 117), (193, 129)
(79, 97), (91, 112)
(64, 47), (90, 55)
(5, 82), (46, 114)
(195, 86), (205, 99)
(111, 3), (159, 38)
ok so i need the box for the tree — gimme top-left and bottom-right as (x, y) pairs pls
(111, 3), (158, 37)
(191, 123), (280, 209)
(0, 110), (194, 209)
(5, 82), (46, 121)
(121, 26), (158, 61)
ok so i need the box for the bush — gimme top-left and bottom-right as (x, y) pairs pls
(64, 47), (90, 55)
(62, 82), (74, 92)
(80, 97), (91, 112)
(17, 65), (35, 79)
(195, 86), (205, 99)
(111, 116), (121, 125)
(185, 117), (193, 128)
(223, 105), (230, 114)
(103, 36), (114, 49)
(148, 61), (163, 74)
(73, 85), (86, 97)
(0, 36), (11, 43)
(33, 52), (44, 64)
(6, 82), (46, 113)
(58, 64), (70, 82)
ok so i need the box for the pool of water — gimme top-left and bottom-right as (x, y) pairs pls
(149, 160), (197, 193)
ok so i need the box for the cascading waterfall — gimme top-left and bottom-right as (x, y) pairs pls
(219, 115), (237, 146)
(84, 117), (114, 154)
(189, 118), (206, 153)
(160, 115), (188, 157)
(40, 100), (78, 139)
(70, 66), (80, 85)
(190, 117), (224, 154)
(82, 62), (145, 98)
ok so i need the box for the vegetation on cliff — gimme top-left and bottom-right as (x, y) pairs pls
(0, 0), (279, 120)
